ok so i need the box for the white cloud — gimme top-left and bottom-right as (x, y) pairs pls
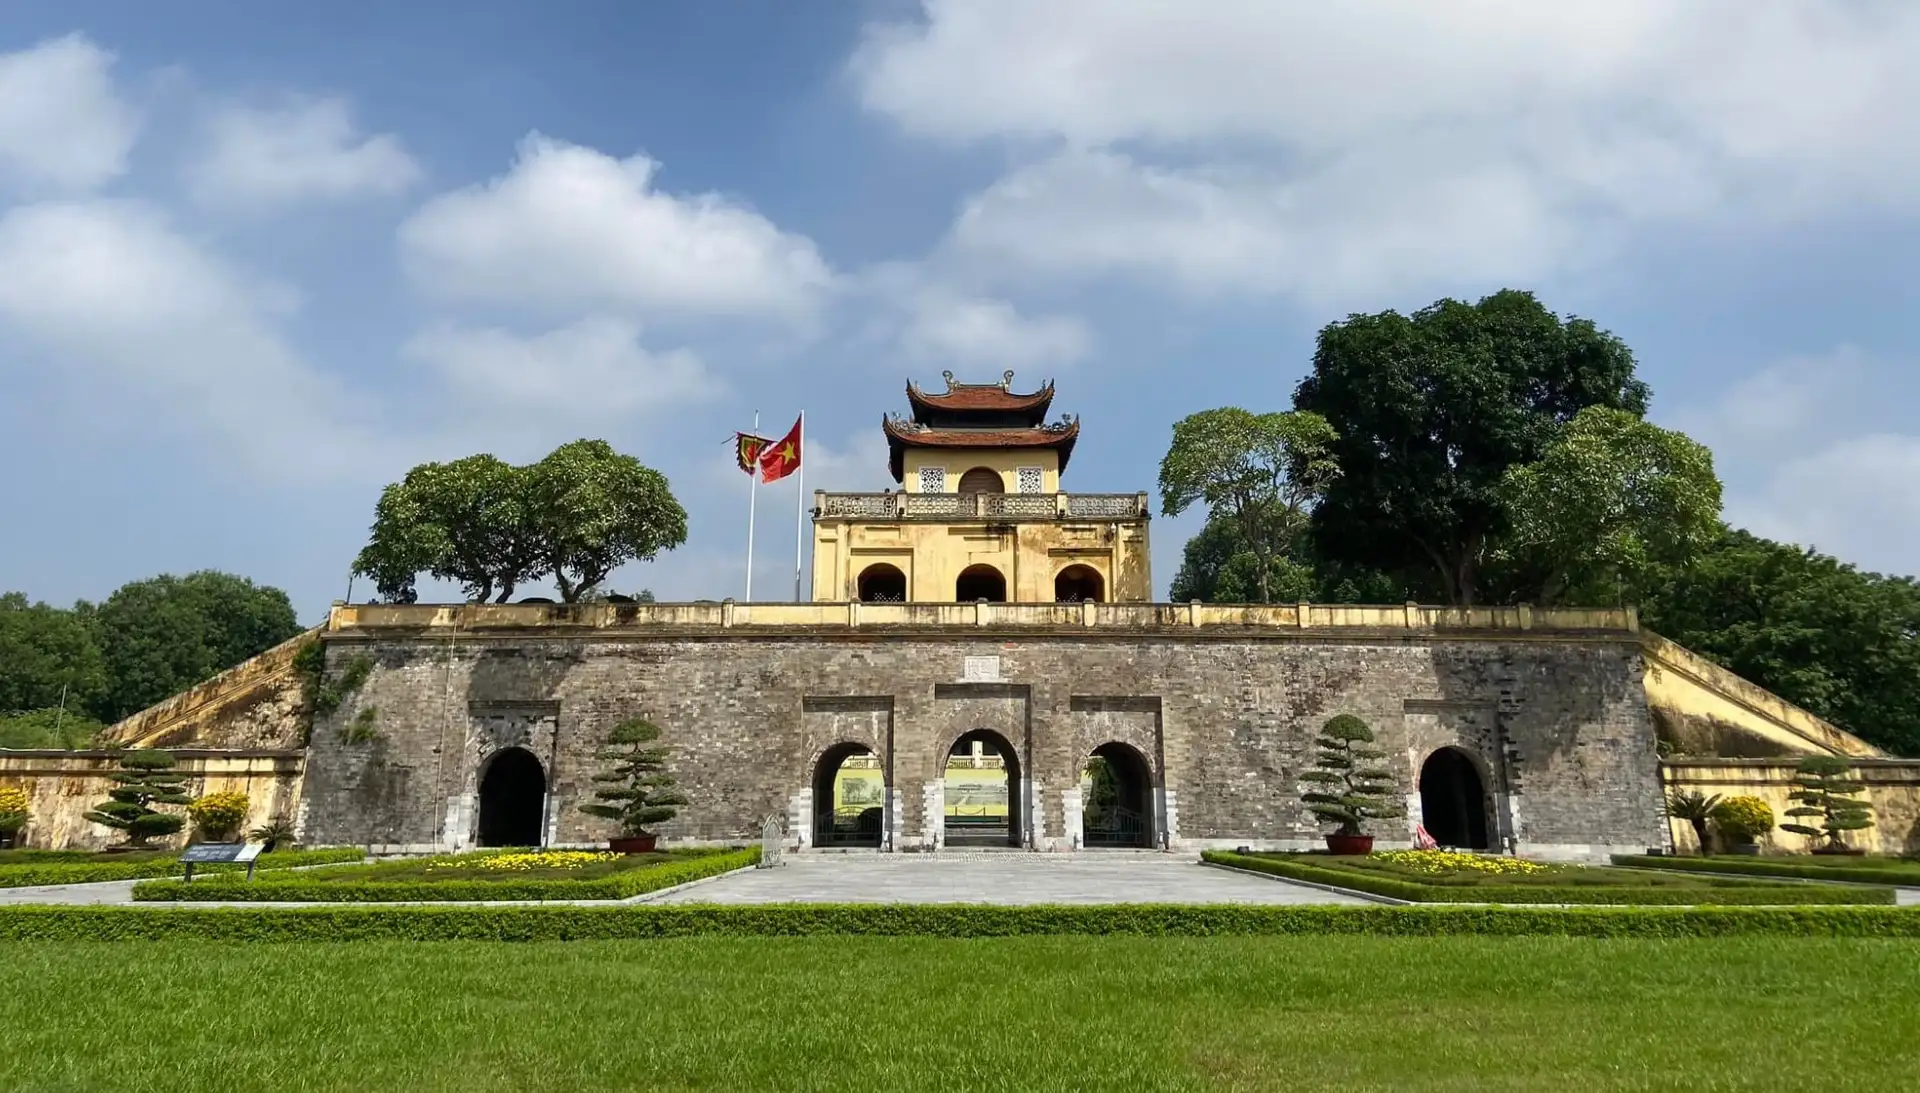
(856, 1), (1920, 301)
(0, 200), (381, 478)
(0, 35), (139, 191)
(185, 95), (421, 209)
(898, 288), (1090, 369)
(398, 134), (833, 320)
(402, 316), (720, 422)
(1673, 347), (1920, 577)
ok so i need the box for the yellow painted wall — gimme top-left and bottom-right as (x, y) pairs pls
(0, 751), (304, 851)
(901, 448), (1061, 493)
(812, 517), (1151, 602)
(1642, 633), (1886, 759)
(1660, 759), (1920, 855)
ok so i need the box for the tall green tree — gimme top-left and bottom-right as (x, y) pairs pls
(353, 454), (540, 604)
(1168, 514), (1403, 605)
(1498, 406), (1723, 606)
(1294, 289), (1650, 604)
(353, 441), (686, 604)
(1637, 530), (1920, 756)
(0, 593), (106, 717)
(525, 440), (688, 603)
(1158, 408), (1339, 603)
(91, 572), (303, 722)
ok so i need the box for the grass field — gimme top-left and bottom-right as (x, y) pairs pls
(0, 936), (1912, 1091)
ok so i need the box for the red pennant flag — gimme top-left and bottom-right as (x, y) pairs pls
(757, 417), (802, 483)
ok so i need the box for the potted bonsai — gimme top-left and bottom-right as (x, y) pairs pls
(187, 791), (251, 843)
(1709, 795), (1773, 855)
(580, 717), (688, 854)
(1300, 714), (1405, 855)
(1783, 756), (1874, 855)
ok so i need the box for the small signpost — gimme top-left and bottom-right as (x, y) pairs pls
(758, 815), (784, 869)
(179, 842), (265, 883)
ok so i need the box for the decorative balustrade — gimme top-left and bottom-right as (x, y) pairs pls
(815, 491), (1149, 522)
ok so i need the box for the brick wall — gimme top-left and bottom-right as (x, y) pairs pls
(299, 627), (1664, 860)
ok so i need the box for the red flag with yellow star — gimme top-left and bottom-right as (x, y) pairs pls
(757, 417), (802, 483)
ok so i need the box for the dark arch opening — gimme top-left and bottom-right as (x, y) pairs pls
(1082, 742), (1154, 848)
(1054, 565), (1106, 603)
(955, 564), (1006, 603)
(1419, 748), (1491, 851)
(956, 467), (1004, 495)
(856, 563), (907, 603)
(813, 743), (884, 848)
(944, 729), (1020, 848)
(477, 747), (546, 848)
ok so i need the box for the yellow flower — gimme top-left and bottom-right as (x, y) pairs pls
(1372, 849), (1548, 876)
(429, 850), (616, 872)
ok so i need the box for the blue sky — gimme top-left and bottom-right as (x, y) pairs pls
(3, 1), (1918, 622)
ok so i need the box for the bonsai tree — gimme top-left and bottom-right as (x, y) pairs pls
(186, 791), (251, 842)
(0, 786), (29, 849)
(1709, 795), (1774, 850)
(580, 718), (688, 839)
(83, 749), (191, 846)
(1782, 756), (1874, 854)
(1663, 789), (1722, 855)
(249, 817), (297, 852)
(1300, 714), (1405, 842)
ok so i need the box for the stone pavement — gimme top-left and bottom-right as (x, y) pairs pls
(645, 852), (1372, 905)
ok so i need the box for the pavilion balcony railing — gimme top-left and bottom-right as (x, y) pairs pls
(814, 491), (1150, 522)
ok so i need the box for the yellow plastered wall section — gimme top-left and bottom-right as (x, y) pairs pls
(0, 751), (304, 851)
(901, 448), (1061, 493)
(812, 517), (1150, 602)
(1641, 632), (1887, 759)
(1660, 759), (1920, 855)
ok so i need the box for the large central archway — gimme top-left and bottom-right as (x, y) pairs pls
(1081, 742), (1154, 848)
(1419, 747), (1491, 851)
(856, 563), (906, 602)
(1054, 564), (1105, 603)
(943, 730), (1021, 848)
(955, 564), (1006, 603)
(813, 743), (885, 848)
(956, 467), (1004, 495)
(477, 747), (546, 848)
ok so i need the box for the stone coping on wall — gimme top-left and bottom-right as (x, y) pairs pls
(326, 600), (1641, 639)
(1663, 757), (1920, 783)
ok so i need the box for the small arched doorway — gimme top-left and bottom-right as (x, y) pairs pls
(1419, 747), (1491, 851)
(1081, 742), (1155, 848)
(943, 730), (1021, 848)
(813, 743), (885, 848)
(955, 564), (1006, 602)
(1054, 565), (1106, 603)
(856, 563), (907, 602)
(956, 467), (1004, 495)
(477, 747), (546, 848)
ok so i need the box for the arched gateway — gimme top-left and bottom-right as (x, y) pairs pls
(1419, 747), (1492, 851)
(1081, 742), (1154, 848)
(477, 747), (546, 847)
(944, 730), (1021, 847)
(813, 743), (885, 848)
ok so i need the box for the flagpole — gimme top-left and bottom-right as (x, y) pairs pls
(745, 410), (759, 602)
(793, 410), (806, 602)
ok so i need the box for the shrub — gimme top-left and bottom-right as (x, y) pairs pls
(1782, 757), (1874, 853)
(1710, 796), (1775, 844)
(580, 718), (688, 838)
(0, 846), (362, 889)
(83, 750), (190, 845)
(1300, 714), (1404, 838)
(249, 817), (297, 852)
(186, 791), (250, 842)
(0, 786), (28, 845)
(1611, 854), (1920, 887)
(1664, 790), (1723, 855)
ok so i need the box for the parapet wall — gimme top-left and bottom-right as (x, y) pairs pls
(1640, 633), (1885, 759)
(103, 626), (319, 750)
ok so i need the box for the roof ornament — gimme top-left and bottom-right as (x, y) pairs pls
(941, 370), (955, 390)
(1001, 370), (1015, 388)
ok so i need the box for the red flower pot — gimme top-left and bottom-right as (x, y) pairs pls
(609, 835), (658, 855)
(1325, 833), (1374, 856)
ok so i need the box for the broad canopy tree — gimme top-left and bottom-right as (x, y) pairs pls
(1157, 408), (1339, 603)
(1293, 290), (1650, 605)
(354, 440), (687, 605)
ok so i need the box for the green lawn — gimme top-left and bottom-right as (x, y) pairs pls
(1614, 853), (1920, 886)
(0, 936), (1913, 1091)
(0, 849), (172, 866)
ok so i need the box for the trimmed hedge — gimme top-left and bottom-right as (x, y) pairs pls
(1203, 851), (1898, 906)
(1612, 854), (1920, 888)
(132, 846), (758, 903)
(0, 847), (365, 889)
(1, 902), (1917, 941)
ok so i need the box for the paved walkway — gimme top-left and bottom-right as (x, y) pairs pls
(647, 853), (1371, 905)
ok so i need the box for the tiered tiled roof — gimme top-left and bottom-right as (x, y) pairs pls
(884, 416), (1079, 482)
(905, 370), (1054, 425)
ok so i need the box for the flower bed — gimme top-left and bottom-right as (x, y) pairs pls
(131, 846), (758, 902)
(0, 848), (364, 888)
(1611, 854), (1920, 887)
(1205, 850), (1897, 905)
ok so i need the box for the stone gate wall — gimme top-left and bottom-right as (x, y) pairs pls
(299, 604), (1666, 860)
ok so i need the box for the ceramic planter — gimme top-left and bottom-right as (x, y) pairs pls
(609, 834), (658, 854)
(1324, 833), (1374, 855)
